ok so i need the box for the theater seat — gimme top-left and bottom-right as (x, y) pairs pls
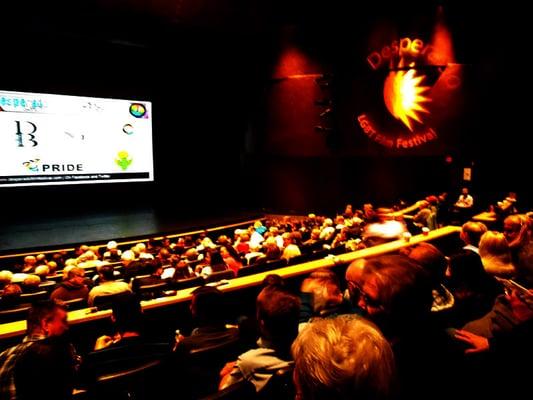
(0, 304), (31, 324)
(20, 290), (48, 302)
(265, 259), (288, 270)
(199, 380), (256, 400)
(61, 297), (88, 311)
(259, 366), (295, 400)
(38, 281), (57, 292)
(173, 276), (205, 290)
(238, 263), (271, 277)
(90, 359), (162, 400)
(205, 270), (235, 283)
(171, 337), (244, 399)
(93, 291), (133, 310)
(137, 282), (168, 300)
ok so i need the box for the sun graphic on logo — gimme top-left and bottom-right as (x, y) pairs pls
(383, 61), (431, 131)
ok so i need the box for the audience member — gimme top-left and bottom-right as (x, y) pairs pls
(219, 286), (300, 392)
(0, 300), (77, 400)
(504, 214), (533, 286)
(175, 286), (239, 353)
(0, 284), (23, 308)
(292, 315), (395, 400)
(478, 231), (516, 277)
(103, 241), (122, 262)
(88, 265), (132, 306)
(400, 242), (454, 312)
(358, 255), (465, 399)
(21, 275), (41, 293)
(454, 187), (474, 209)
(0, 271), (13, 290)
(84, 295), (169, 381)
(51, 267), (89, 302)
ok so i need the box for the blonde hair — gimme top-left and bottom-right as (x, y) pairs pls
(479, 231), (515, 277)
(0, 270), (13, 286)
(292, 315), (395, 400)
(34, 265), (50, 277)
(23, 274), (41, 287)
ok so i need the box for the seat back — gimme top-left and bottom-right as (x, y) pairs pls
(90, 359), (162, 400)
(61, 297), (88, 311)
(173, 276), (205, 290)
(38, 281), (57, 292)
(265, 259), (288, 270)
(179, 338), (243, 399)
(0, 304), (31, 324)
(205, 270), (234, 283)
(199, 379), (256, 400)
(93, 291), (133, 310)
(238, 263), (272, 277)
(20, 290), (48, 303)
(138, 282), (168, 300)
(258, 365), (295, 400)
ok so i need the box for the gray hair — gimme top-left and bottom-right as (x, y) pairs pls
(292, 315), (395, 400)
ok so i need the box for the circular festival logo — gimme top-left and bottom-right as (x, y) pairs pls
(357, 37), (460, 149)
(129, 103), (147, 118)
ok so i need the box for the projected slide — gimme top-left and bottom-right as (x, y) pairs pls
(0, 90), (154, 187)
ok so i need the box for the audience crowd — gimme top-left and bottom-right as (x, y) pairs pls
(0, 196), (531, 399)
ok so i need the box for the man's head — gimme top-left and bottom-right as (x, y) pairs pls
(47, 261), (58, 273)
(24, 256), (37, 267)
(67, 267), (85, 285)
(256, 286), (300, 355)
(98, 265), (115, 282)
(34, 265), (50, 278)
(301, 272), (343, 315)
(345, 259), (367, 303)
(190, 286), (226, 326)
(1, 284), (22, 304)
(145, 260), (163, 276)
(462, 187), (469, 195)
(111, 295), (143, 334)
(400, 242), (448, 284)
(22, 274), (41, 289)
(121, 250), (136, 266)
(136, 242), (147, 252)
(358, 255), (432, 337)
(27, 300), (68, 337)
(503, 214), (529, 243)
(460, 222), (488, 247)
(292, 315), (395, 400)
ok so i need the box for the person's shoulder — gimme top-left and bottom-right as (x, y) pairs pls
(237, 347), (283, 368)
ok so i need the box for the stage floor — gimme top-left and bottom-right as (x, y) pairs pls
(0, 208), (262, 254)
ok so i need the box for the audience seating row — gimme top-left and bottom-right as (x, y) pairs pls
(0, 225), (461, 342)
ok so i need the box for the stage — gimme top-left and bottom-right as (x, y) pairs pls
(0, 208), (262, 255)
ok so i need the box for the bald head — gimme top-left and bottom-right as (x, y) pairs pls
(460, 222), (488, 247)
(345, 258), (366, 285)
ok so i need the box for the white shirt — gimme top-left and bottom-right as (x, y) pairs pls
(463, 244), (479, 255)
(455, 194), (473, 208)
(88, 281), (132, 306)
